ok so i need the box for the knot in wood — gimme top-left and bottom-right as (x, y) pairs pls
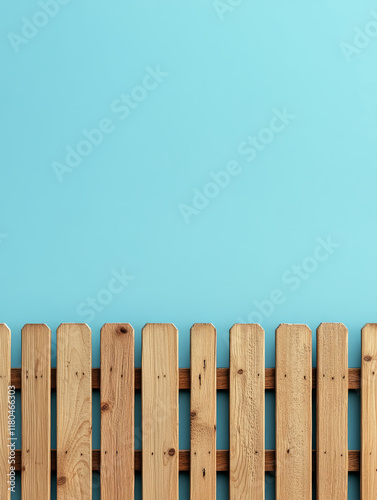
(101, 402), (110, 412)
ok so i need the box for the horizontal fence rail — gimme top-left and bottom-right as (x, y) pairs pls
(9, 449), (361, 471)
(0, 322), (375, 500)
(8, 367), (362, 389)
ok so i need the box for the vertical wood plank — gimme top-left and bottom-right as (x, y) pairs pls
(22, 324), (51, 500)
(101, 323), (134, 500)
(316, 323), (348, 500)
(142, 324), (178, 499)
(190, 324), (216, 500)
(0, 325), (11, 500)
(361, 323), (377, 498)
(276, 324), (312, 500)
(229, 324), (265, 500)
(57, 324), (92, 500)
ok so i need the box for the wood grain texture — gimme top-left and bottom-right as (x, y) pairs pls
(21, 324), (51, 500)
(142, 324), (179, 500)
(316, 323), (348, 499)
(276, 324), (312, 500)
(101, 323), (134, 500)
(190, 324), (216, 500)
(361, 323), (377, 499)
(0, 325), (11, 500)
(229, 324), (265, 500)
(56, 324), (92, 499)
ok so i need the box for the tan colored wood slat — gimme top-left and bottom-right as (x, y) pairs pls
(229, 324), (265, 499)
(276, 324), (312, 500)
(316, 323), (348, 499)
(8, 367), (362, 389)
(142, 324), (179, 499)
(361, 323), (377, 498)
(21, 324), (51, 500)
(101, 323), (134, 499)
(0, 325), (11, 500)
(57, 324), (92, 499)
(190, 324), (216, 500)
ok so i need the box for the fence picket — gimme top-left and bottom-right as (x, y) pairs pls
(316, 323), (348, 499)
(57, 324), (92, 499)
(21, 324), (51, 500)
(229, 324), (265, 499)
(0, 325), (11, 500)
(190, 324), (216, 500)
(100, 323), (134, 499)
(361, 323), (377, 499)
(142, 324), (179, 499)
(276, 324), (312, 500)
(4, 321), (377, 495)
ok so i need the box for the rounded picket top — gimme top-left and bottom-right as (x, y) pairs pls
(0, 324), (11, 361)
(22, 323), (51, 333)
(142, 323), (178, 334)
(0, 325), (11, 382)
(101, 323), (134, 337)
(0, 323), (11, 335)
(142, 324), (179, 354)
(276, 323), (311, 335)
(317, 322), (348, 338)
(57, 323), (91, 333)
(317, 322), (347, 330)
(190, 324), (217, 355)
(362, 323), (377, 333)
(21, 324), (52, 365)
(190, 323), (216, 333)
(361, 324), (377, 363)
(229, 323), (264, 345)
(230, 323), (264, 333)
(56, 324), (92, 357)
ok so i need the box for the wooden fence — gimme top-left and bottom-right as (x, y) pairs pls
(0, 322), (376, 499)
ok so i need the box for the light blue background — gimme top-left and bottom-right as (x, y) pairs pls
(1, 0), (377, 497)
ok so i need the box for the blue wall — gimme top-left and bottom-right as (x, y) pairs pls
(2, 0), (377, 497)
